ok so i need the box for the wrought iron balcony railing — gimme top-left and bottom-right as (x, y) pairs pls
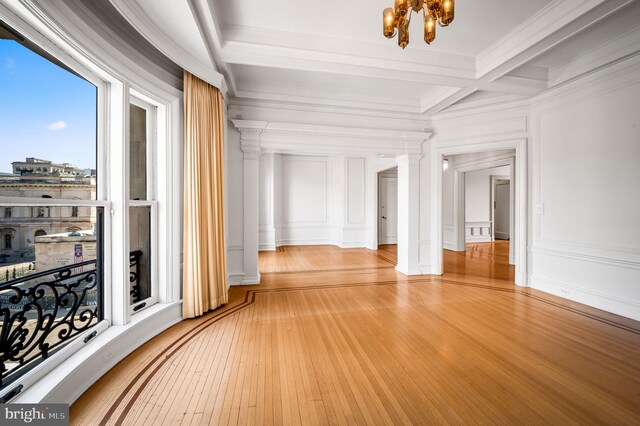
(0, 259), (102, 395)
(0, 260), (103, 396)
(0, 250), (144, 398)
(129, 250), (143, 304)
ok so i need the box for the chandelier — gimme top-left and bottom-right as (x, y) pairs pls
(383, 0), (455, 48)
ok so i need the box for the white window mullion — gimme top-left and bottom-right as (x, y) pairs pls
(108, 80), (131, 326)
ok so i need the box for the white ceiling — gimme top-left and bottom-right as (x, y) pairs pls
(109, 0), (640, 118)
(217, 0), (552, 57)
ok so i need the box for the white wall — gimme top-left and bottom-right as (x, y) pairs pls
(465, 165), (509, 243)
(528, 55), (640, 320)
(277, 155), (332, 245)
(265, 154), (367, 248)
(465, 166), (509, 223)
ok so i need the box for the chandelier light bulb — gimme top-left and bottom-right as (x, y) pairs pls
(398, 20), (410, 49)
(439, 0), (455, 26)
(424, 14), (436, 44)
(394, 0), (409, 25)
(383, 8), (396, 38)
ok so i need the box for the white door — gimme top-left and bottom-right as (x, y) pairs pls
(494, 180), (510, 240)
(379, 177), (398, 244)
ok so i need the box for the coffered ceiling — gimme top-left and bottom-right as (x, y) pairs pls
(216, 0), (552, 57)
(110, 0), (640, 117)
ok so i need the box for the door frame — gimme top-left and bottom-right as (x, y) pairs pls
(432, 138), (527, 286)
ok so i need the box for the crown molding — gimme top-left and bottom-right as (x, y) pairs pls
(228, 99), (431, 130)
(234, 86), (421, 114)
(231, 120), (432, 156)
(433, 98), (530, 125)
(420, 87), (461, 113)
(443, 93), (528, 114)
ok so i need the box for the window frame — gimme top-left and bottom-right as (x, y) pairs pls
(127, 95), (159, 314)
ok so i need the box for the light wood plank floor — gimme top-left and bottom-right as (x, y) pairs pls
(72, 243), (640, 425)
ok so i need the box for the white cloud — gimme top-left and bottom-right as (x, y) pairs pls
(47, 120), (68, 130)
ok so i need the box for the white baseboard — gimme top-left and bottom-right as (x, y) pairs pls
(337, 241), (368, 248)
(416, 264), (435, 275)
(275, 238), (333, 246)
(240, 275), (261, 285)
(379, 237), (397, 244)
(15, 302), (182, 404)
(466, 236), (493, 243)
(443, 242), (457, 251)
(228, 273), (244, 285)
(528, 275), (640, 321)
(259, 244), (276, 251)
(395, 265), (423, 276)
(495, 232), (510, 240)
(273, 239), (367, 248)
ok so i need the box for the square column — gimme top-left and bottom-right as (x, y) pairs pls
(232, 121), (267, 285)
(396, 154), (421, 275)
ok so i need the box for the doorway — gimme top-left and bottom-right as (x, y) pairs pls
(434, 145), (524, 284)
(378, 168), (398, 245)
(492, 177), (511, 241)
(376, 167), (398, 265)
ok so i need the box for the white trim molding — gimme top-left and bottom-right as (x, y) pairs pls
(231, 120), (431, 157)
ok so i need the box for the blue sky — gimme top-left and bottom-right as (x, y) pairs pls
(0, 40), (96, 174)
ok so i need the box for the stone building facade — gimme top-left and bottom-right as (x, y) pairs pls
(0, 159), (96, 260)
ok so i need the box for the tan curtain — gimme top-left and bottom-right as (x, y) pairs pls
(182, 71), (228, 319)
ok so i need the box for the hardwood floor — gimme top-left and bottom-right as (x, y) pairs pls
(71, 243), (640, 425)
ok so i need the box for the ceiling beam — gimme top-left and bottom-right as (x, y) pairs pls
(222, 41), (475, 88)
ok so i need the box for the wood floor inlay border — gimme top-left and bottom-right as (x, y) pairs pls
(98, 275), (639, 425)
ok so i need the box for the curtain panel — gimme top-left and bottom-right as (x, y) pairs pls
(182, 71), (228, 319)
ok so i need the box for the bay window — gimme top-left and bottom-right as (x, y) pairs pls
(0, 5), (182, 403)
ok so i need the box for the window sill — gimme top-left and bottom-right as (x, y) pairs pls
(13, 301), (182, 404)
